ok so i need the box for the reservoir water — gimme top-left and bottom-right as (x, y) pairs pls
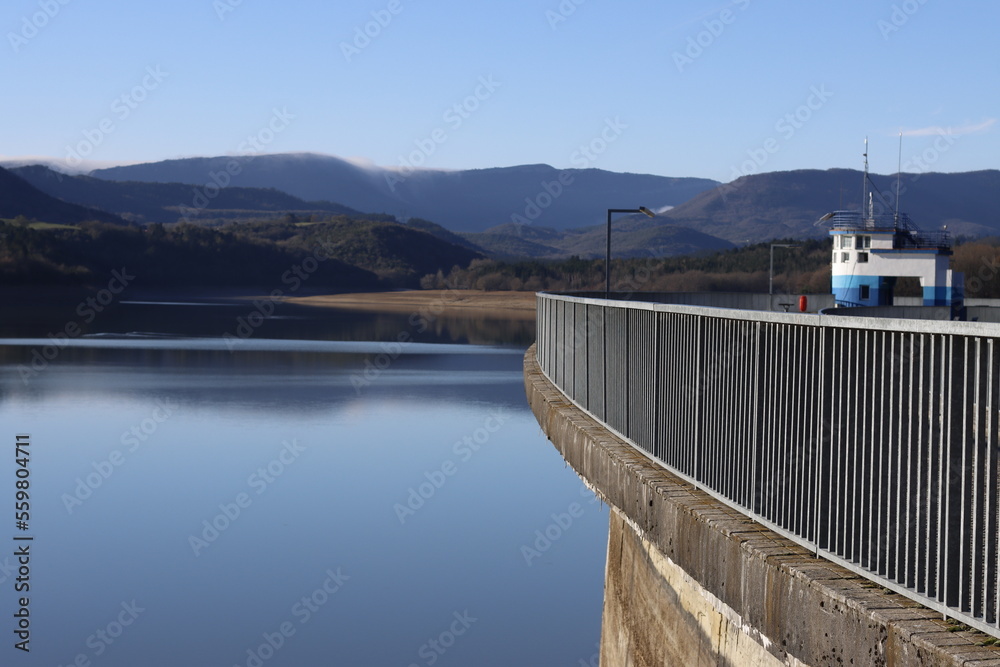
(0, 295), (607, 666)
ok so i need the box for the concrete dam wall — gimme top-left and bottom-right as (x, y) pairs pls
(525, 345), (1000, 666)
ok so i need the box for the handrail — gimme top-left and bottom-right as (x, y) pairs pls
(536, 291), (1000, 638)
(826, 209), (951, 250)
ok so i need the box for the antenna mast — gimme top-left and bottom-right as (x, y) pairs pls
(861, 137), (869, 222)
(894, 131), (903, 227)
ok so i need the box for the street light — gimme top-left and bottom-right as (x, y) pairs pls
(769, 243), (799, 310)
(606, 206), (656, 298)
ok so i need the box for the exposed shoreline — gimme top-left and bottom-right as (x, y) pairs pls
(0, 286), (538, 319)
(286, 289), (537, 319)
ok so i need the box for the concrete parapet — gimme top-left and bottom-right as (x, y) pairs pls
(524, 344), (1000, 666)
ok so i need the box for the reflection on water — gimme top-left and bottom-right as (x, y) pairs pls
(0, 290), (536, 347)
(0, 295), (605, 666)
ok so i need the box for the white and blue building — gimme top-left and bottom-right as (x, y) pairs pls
(825, 210), (963, 307)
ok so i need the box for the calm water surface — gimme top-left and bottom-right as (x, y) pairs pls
(0, 295), (607, 666)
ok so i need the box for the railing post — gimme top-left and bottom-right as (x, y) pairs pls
(693, 315), (703, 481)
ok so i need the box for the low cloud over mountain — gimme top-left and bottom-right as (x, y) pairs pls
(90, 153), (719, 232)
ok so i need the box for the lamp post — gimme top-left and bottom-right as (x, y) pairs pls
(606, 206), (655, 298)
(769, 243), (799, 309)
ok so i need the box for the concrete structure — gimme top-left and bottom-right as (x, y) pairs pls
(826, 210), (963, 308)
(529, 291), (1000, 665)
(526, 347), (1000, 666)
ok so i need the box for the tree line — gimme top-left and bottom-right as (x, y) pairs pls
(6, 215), (1000, 299)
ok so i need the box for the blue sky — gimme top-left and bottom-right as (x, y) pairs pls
(3, 0), (997, 181)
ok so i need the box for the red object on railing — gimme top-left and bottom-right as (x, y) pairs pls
(799, 295), (808, 312)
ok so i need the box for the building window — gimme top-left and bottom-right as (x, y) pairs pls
(835, 235), (842, 249)
(860, 285), (870, 300)
(841, 252), (849, 263)
(843, 236), (854, 249)
(857, 252), (868, 263)
(862, 235), (871, 249)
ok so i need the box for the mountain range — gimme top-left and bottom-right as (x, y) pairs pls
(656, 168), (1000, 243)
(0, 166), (126, 226)
(3, 154), (998, 260)
(88, 153), (719, 232)
(10, 164), (361, 224)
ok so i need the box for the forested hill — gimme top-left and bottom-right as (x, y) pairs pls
(0, 217), (482, 289)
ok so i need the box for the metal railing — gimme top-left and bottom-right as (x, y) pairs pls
(537, 292), (1000, 637)
(827, 210), (952, 250)
(895, 230), (953, 251)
